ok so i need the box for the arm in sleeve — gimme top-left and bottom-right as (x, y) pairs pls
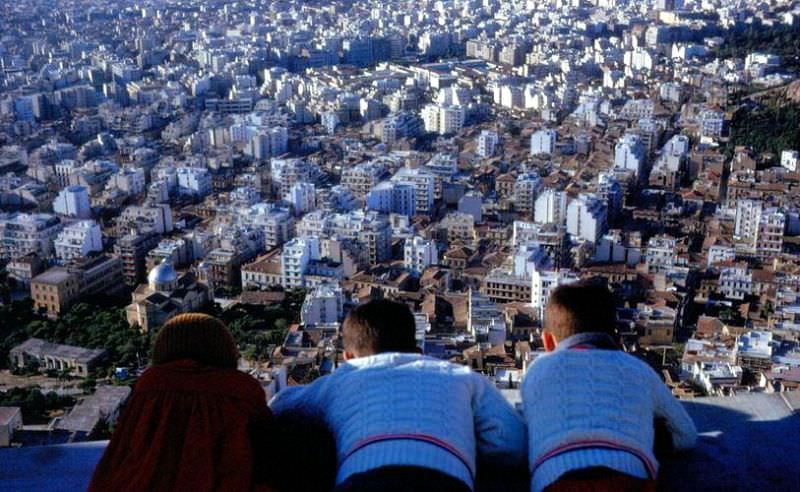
(472, 374), (528, 466)
(268, 379), (326, 421)
(652, 375), (698, 451)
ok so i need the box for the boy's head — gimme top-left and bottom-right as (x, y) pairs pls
(342, 299), (418, 359)
(152, 313), (239, 369)
(543, 280), (618, 352)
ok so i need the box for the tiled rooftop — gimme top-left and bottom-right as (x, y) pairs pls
(1, 393), (797, 491)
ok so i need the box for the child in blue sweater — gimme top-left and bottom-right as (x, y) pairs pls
(270, 299), (527, 492)
(522, 281), (697, 492)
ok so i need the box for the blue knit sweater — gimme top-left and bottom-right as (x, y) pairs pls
(522, 334), (698, 492)
(269, 352), (528, 489)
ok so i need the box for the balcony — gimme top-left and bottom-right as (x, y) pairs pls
(0, 392), (798, 491)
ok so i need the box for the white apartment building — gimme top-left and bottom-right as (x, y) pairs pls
(53, 185), (91, 219)
(514, 172), (542, 215)
(248, 204), (295, 251)
(614, 133), (645, 175)
(422, 104), (465, 135)
(780, 150), (798, 172)
(281, 237), (321, 288)
(404, 236), (438, 275)
(54, 220), (103, 262)
(341, 161), (386, 199)
(645, 235), (678, 273)
(285, 182), (316, 216)
(477, 130), (499, 158)
(719, 265), (753, 300)
(734, 200), (785, 255)
(530, 129), (557, 156)
(391, 168), (435, 216)
(366, 181), (416, 217)
(534, 189), (567, 225)
(0, 213), (62, 260)
(300, 282), (344, 325)
(566, 194), (608, 243)
(176, 167), (212, 197)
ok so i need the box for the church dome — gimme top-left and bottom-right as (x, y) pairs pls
(148, 258), (178, 289)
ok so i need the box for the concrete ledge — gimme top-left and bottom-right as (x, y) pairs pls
(0, 393), (798, 491)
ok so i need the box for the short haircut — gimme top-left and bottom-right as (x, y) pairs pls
(342, 299), (417, 356)
(546, 279), (618, 341)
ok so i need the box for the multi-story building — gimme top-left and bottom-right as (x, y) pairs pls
(614, 133), (646, 175)
(248, 204), (294, 251)
(285, 182), (316, 216)
(176, 167), (212, 197)
(534, 189), (567, 225)
(734, 200), (785, 256)
(440, 212), (476, 244)
(54, 220), (103, 262)
(421, 104), (465, 135)
(0, 213), (62, 261)
(300, 282), (344, 325)
(645, 235), (678, 273)
(281, 237), (321, 288)
(404, 236), (437, 275)
(31, 255), (124, 317)
(477, 130), (499, 158)
(513, 172), (542, 216)
(341, 161), (387, 199)
(566, 194), (607, 243)
(391, 167), (435, 216)
(270, 158), (320, 198)
(366, 181), (416, 217)
(530, 129), (557, 156)
(53, 185), (92, 219)
(719, 264), (752, 300)
(114, 231), (160, 287)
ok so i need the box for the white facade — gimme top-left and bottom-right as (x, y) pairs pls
(281, 237), (321, 288)
(404, 236), (438, 275)
(566, 194), (608, 243)
(300, 282), (344, 325)
(366, 181), (416, 217)
(53, 186), (91, 219)
(285, 182), (316, 216)
(514, 172), (542, 215)
(477, 130), (499, 158)
(176, 167), (212, 197)
(391, 168), (435, 216)
(54, 220), (103, 261)
(781, 150), (798, 172)
(530, 129), (557, 156)
(534, 189), (567, 225)
(614, 134), (645, 175)
(422, 104), (465, 135)
(0, 213), (62, 260)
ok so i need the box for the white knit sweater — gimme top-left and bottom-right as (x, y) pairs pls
(269, 352), (527, 489)
(522, 339), (697, 492)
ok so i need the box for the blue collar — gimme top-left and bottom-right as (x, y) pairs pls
(556, 332), (619, 352)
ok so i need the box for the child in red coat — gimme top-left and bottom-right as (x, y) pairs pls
(89, 313), (272, 492)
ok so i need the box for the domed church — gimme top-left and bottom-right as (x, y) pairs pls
(125, 258), (209, 332)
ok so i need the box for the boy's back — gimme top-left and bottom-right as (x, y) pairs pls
(522, 346), (696, 491)
(271, 352), (527, 489)
(520, 282), (697, 492)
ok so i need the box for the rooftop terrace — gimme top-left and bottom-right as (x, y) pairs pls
(1, 393), (798, 491)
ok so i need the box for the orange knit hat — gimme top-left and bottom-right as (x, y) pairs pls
(152, 313), (239, 369)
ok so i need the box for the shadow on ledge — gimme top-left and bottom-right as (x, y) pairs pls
(0, 393), (798, 492)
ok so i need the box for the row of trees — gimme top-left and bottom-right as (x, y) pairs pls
(0, 386), (76, 424)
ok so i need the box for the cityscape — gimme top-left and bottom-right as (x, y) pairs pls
(0, 0), (799, 489)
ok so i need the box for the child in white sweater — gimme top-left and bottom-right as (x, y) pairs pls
(522, 281), (697, 492)
(270, 299), (527, 492)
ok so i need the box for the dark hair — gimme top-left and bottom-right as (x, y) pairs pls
(342, 299), (417, 356)
(546, 279), (618, 340)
